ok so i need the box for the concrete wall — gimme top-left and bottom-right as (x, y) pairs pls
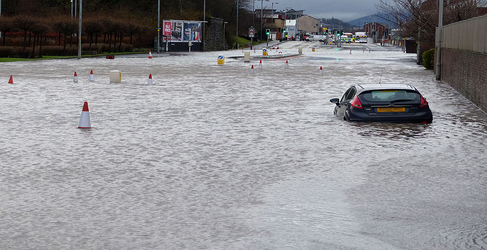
(442, 15), (487, 53)
(439, 15), (487, 112)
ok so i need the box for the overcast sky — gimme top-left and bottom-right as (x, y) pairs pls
(259, 0), (383, 21)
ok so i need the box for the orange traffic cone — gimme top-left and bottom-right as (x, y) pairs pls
(78, 102), (91, 129)
(8, 75), (14, 84)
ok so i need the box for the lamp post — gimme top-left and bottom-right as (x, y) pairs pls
(77, 0), (82, 59)
(260, 0), (263, 41)
(71, 0), (73, 17)
(272, 2), (278, 17)
(435, 0), (443, 80)
(203, 0), (206, 51)
(157, 0), (160, 53)
(0, 0), (2, 38)
(236, 0), (239, 49)
(252, 0), (255, 27)
(223, 22), (228, 50)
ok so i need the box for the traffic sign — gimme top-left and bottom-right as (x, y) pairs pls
(249, 27), (255, 38)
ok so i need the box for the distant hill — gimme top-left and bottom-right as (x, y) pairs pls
(348, 14), (398, 28)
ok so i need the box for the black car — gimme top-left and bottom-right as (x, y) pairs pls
(330, 84), (433, 123)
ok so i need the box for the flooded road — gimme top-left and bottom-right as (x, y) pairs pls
(1, 41), (486, 249)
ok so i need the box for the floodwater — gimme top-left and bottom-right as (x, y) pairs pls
(1, 41), (486, 249)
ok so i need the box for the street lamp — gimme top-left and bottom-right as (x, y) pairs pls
(223, 22), (228, 50)
(77, 0), (82, 59)
(272, 2), (279, 17)
(236, 0), (239, 49)
(203, 0), (206, 51)
(260, 0), (263, 41)
(0, 0), (2, 38)
(157, 0), (160, 53)
(435, 0), (443, 80)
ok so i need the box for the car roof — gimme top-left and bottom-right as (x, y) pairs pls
(355, 83), (417, 93)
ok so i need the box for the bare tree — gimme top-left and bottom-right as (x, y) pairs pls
(0, 16), (16, 46)
(376, 0), (486, 47)
(13, 15), (38, 51)
(53, 16), (78, 54)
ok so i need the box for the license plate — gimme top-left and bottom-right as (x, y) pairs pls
(377, 107), (406, 112)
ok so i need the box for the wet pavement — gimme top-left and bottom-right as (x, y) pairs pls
(0, 41), (486, 249)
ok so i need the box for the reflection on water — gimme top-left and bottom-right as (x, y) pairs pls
(0, 48), (486, 249)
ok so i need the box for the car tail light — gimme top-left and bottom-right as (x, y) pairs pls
(351, 96), (363, 109)
(420, 95), (428, 108)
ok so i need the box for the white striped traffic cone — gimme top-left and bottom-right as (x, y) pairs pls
(259, 60), (263, 69)
(73, 72), (78, 83)
(148, 74), (153, 85)
(89, 70), (95, 82)
(250, 65), (255, 74)
(149, 50), (153, 59)
(78, 102), (91, 129)
(319, 66), (323, 74)
(285, 60), (289, 69)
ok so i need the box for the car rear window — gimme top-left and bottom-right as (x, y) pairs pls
(360, 90), (419, 102)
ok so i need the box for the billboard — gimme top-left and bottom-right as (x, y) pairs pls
(163, 20), (202, 42)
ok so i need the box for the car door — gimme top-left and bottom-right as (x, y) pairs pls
(336, 87), (357, 118)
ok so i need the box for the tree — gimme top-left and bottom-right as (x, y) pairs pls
(31, 21), (50, 58)
(0, 17), (16, 46)
(13, 15), (38, 51)
(84, 17), (104, 49)
(53, 16), (78, 54)
(376, 0), (486, 48)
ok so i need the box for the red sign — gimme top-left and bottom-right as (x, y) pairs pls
(164, 22), (172, 37)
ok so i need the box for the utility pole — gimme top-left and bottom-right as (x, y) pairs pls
(435, 0), (443, 80)
(78, 0), (82, 59)
(236, 0), (239, 49)
(157, 0), (160, 53)
(260, 0), (263, 41)
(0, 0), (2, 38)
(203, 0), (206, 51)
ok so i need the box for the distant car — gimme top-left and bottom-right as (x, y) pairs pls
(330, 83), (433, 123)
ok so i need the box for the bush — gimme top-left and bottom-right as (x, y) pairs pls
(423, 49), (435, 70)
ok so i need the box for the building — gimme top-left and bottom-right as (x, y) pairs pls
(296, 15), (320, 37)
(364, 22), (387, 43)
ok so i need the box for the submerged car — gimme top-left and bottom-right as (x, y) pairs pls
(330, 83), (433, 123)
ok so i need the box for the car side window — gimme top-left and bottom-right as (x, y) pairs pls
(341, 87), (356, 102)
(340, 89), (351, 102)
